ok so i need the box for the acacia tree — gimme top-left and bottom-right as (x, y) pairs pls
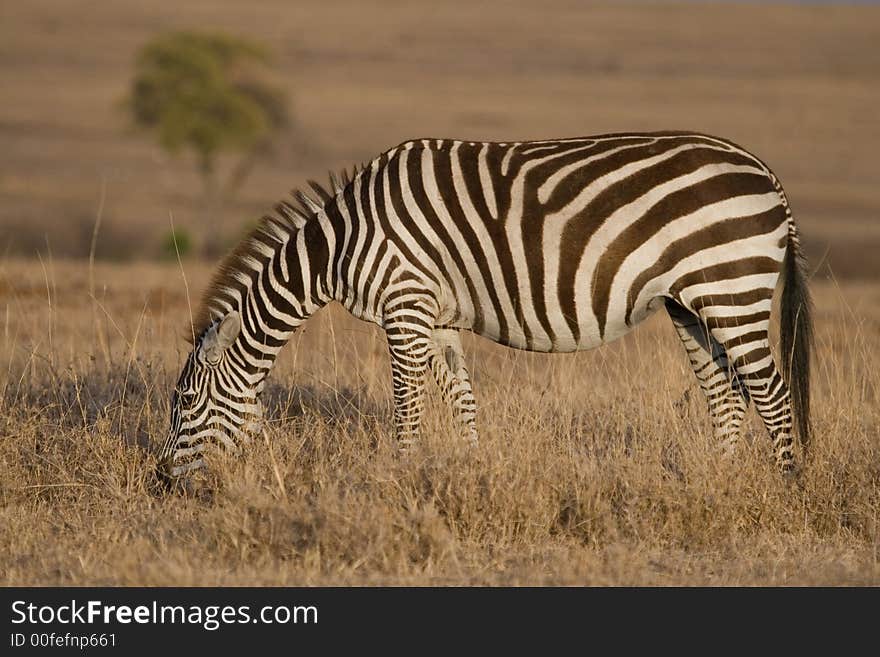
(128, 31), (291, 255)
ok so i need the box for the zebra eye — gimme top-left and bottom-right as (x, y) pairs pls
(177, 386), (198, 399)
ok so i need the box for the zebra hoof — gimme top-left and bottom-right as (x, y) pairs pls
(718, 438), (738, 458)
(396, 438), (420, 455)
(152, 465), (185, 496)
(780, 462), (801, 484)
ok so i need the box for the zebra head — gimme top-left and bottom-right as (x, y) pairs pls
(158, 311), (263, 480)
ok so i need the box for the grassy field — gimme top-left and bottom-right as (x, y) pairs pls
(0, 258), (877, 585)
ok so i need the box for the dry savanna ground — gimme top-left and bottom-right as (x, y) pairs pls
(0, 259), (877, 585)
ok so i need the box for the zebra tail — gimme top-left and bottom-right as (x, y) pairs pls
(780, 218), (814, 449)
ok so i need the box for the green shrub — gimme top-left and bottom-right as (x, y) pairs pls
(161, 228), (193, 259)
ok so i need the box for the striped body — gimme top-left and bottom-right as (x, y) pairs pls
(331, 133), (788, 351)
(160, 131), (812, 480)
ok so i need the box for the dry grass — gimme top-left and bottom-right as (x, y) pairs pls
(1, 258), (877, 585)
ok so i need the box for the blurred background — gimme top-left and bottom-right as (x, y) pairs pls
(0, 0), (878, 276)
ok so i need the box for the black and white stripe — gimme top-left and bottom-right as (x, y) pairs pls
(160, 131), (812, 479)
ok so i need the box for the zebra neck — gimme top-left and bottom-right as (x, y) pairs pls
(224, 219), (334, 392)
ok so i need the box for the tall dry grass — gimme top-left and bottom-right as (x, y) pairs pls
(0, 258), (877, 585)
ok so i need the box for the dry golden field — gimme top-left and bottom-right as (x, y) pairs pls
(1, 1), (879, 586)
(0, 258), (877, 585)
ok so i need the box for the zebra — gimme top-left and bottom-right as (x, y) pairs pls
(159, 131), (813, 480)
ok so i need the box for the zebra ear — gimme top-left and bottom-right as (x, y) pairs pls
(200, 312), (241, 364)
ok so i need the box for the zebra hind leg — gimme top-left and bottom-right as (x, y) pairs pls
(428, 328), (478, 446)
(665, 299), (749, 455)
(698, 306), (797, 475)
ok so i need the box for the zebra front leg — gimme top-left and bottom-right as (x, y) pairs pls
(384, 297), (437, 450)
(666, 299), (749, 454)
(428, 328), (478, 446)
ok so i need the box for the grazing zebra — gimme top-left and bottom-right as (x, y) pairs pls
(159, 131), (812, 480)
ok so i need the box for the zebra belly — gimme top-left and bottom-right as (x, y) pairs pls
(598, 295), (667, 346)
(461, 293), (663, 354)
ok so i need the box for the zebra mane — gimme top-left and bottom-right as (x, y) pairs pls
(188, 166), (361, 343)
